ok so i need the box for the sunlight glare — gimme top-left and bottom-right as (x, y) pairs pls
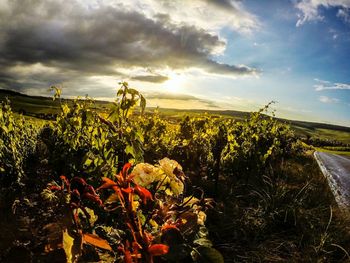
(163, 73), (185, 93)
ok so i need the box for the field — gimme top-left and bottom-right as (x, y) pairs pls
(2, 88), (350, 146)
(1, 86), (350, 262)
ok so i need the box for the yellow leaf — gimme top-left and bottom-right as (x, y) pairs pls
(63, 229), (74, 263)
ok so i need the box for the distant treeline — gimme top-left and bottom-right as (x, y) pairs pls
(302, 135), (350, 148)
(18, 108), (58, 120)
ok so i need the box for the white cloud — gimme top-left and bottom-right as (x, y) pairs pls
(314, 79), (350, 91)
(337, 7), (350, 23)
(314, 78), (330, 84)
(124, 0), (260, 34)
(319, 95), (340, 103)
(0, 0), (260, 94)
(295, 0), (350, 26)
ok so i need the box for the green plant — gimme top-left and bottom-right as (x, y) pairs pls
(0, 100), (37, 186)
(96, 160), (221, 263)
(48, 82), (146, 178)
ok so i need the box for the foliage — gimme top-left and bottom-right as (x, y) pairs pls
(46, 83), (145, 178)
(0, 100), (37, 187)
(221, 102), (298, 184)
(1, 83), (350, 262)
(138, 109), (175, 163)
(43, 159), (218, 262)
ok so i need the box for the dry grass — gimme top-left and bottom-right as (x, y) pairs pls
(203, 154), (350, 262)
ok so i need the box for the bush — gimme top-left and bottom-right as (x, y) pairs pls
(0, 100), (37, 187)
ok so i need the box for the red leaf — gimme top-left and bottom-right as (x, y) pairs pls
(134, 185), (153, 205)
(122, 163), (132, 178)
(49, 185), (62, 191)
(124, 249), (132, 263)
(60, 175), (70, 189)
(82, 192), (103, 206)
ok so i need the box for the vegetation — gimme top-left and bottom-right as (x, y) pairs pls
(0, 83), (350, 262)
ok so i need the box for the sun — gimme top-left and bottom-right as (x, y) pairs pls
(163, 73), (185, 93)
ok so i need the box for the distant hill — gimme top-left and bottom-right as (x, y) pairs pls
(0, 88), (111, 118)
(1, 88), (349, 143)
(152, 107), (350, 133)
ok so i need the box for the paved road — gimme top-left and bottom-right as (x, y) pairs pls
(314, 151), (350, 209)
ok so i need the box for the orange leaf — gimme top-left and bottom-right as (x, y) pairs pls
(82, 233), (112, 251)
(98, 177), (118, 191)
(134, 185), (153, 204)
(148, 244), (169, 256)
(121, 187), (133, 194)
(161, 224), (179, 233)
(122, 163), (132, 176)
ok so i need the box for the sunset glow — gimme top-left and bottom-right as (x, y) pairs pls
(0, 0), (349, 126)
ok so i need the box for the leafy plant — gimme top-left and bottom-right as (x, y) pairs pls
(0, 100), (37, 187)
(47, 82), (146, 178)
(97, 160), (219, 262)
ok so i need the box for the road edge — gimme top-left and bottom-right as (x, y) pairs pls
(313, 151), (348, 210)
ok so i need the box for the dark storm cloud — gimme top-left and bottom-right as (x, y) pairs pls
(204, 0), (238, 10)
(0, 72), (24, 91)
(0, 0), (257, 92)
(130, 75), (169, 83)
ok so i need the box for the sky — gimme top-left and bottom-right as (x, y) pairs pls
(0, 0), (350, 126)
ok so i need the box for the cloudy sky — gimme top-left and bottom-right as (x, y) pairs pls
(0, 0), (350, 126)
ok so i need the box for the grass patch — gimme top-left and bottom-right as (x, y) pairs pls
(316, 147), (350, 157)
(204, 154), (350, 262)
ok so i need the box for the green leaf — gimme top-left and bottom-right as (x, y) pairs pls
(84, 158), (93, 167)
(193, 238), (212, 247)
(192, 247), (224, 263)
(50, 86), (62, 101)
(125, 145), (135, 158)
(140, 95), (146, 115)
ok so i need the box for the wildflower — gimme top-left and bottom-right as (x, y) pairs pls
(132, 163), (159, 187)
(157, 158), (185, 196)
(158, 158), (182, 179)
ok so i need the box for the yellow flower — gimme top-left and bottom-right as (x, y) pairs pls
(158, 158), (182, 179)
(132, 163), (159, 187)
(169, 179), (184, 196)
(132, 158), (185, 196)
(157, 158), (185, 196)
